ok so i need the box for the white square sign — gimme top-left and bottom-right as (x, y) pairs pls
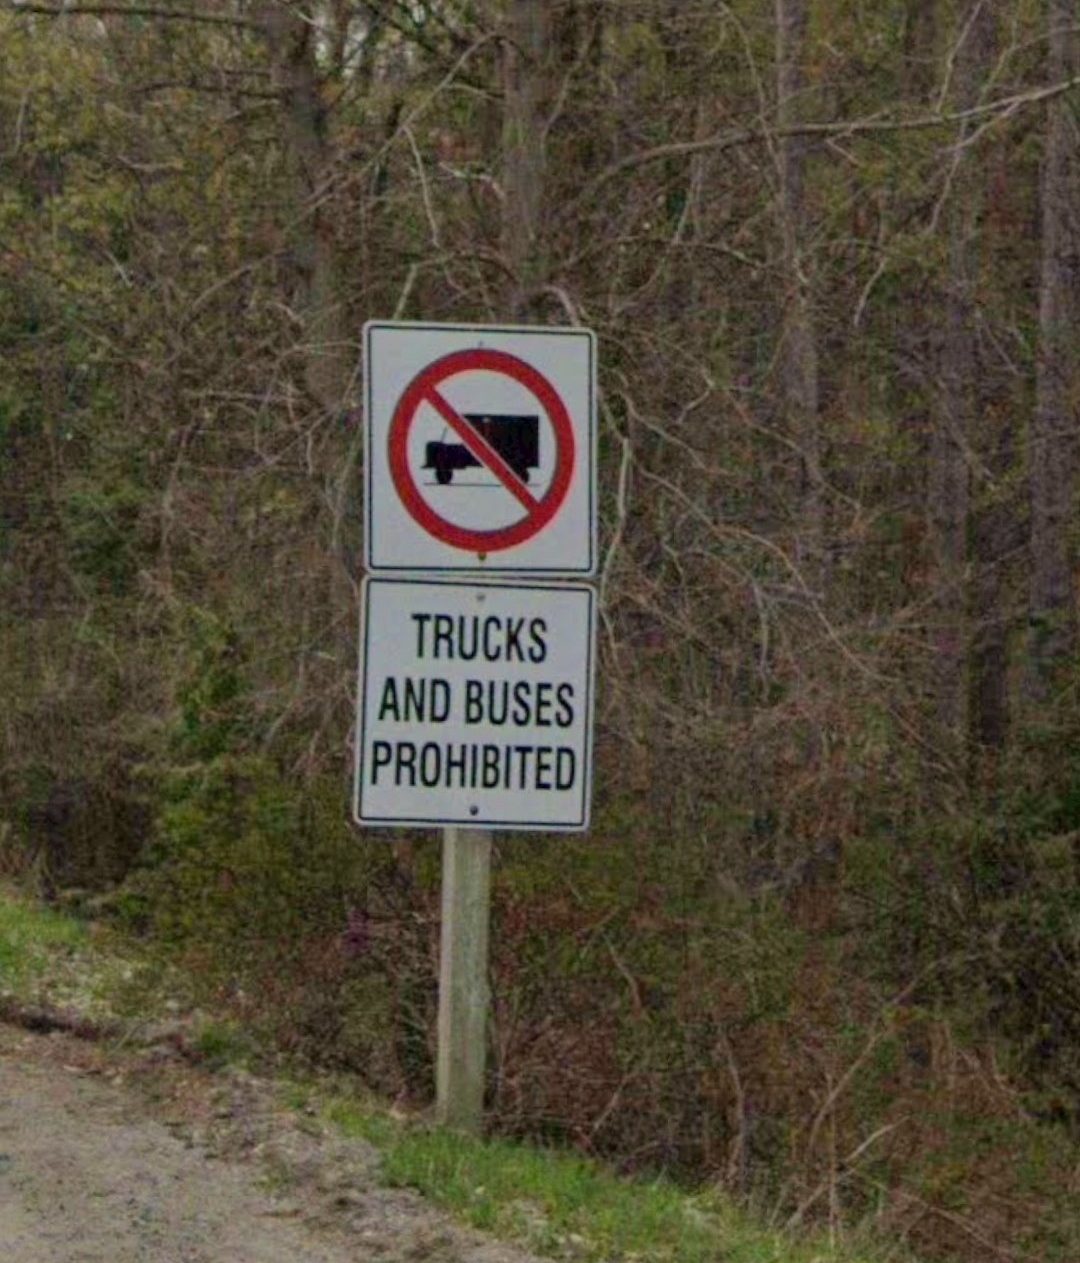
(364, 321), (596, 576)
(354, 577), (596, 831)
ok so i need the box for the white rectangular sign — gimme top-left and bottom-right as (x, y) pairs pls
(354, 577), (596, 831)
(364, 321), (596, 576)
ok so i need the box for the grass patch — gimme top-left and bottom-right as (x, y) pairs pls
(191, 1017), (259, 1069)
(320, 1096), (914, 1263)
(0, 885), (184, 1023)
(0, 891), (87, 991)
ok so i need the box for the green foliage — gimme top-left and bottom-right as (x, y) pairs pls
(191, 1016), (259, 1069)
(149, 629), (311, 964)
(902, 1109), (1080, 1263)
(120, 609), (412, 1076)
(0, 890), (86, 989)
(61, 478), (146, 593)
(843, 741), (1080, 1164)
(133, 614), (276, 950)
(173, 613), (248, 760)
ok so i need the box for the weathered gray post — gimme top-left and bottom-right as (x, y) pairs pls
(435, 827), (492, 1131)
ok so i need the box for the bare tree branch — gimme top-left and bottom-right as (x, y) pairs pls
(559, 72), (1080, 218)
(7, 1), (260, 28)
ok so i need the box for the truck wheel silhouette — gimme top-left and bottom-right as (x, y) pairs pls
(434, 458), (452, 485)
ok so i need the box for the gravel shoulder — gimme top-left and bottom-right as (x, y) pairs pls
(0, 1021), (537, 1263)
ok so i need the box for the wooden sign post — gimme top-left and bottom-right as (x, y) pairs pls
(435, 827), (492, 1131)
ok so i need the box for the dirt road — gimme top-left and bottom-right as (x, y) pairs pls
(0, 1023), (535, 1263)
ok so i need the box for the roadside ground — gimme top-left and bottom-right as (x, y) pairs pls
(0, 887), (917, 1263)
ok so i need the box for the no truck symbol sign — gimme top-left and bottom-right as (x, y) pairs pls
(389, 348), (575, 554)
(365, 322), (596, 575)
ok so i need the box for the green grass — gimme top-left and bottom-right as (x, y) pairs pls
(319, 1096), (915, 1263)
(191, 1017), (259, 1069)
(0, 891), (87, 990)
(0, 886), (173, 1022)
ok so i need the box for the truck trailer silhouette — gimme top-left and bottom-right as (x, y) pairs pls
(424, 414), (539, 485)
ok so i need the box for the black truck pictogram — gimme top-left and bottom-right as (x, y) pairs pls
(424, 414), (539, 485)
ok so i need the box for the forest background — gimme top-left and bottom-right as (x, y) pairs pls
(2, 2), (1079, 1259)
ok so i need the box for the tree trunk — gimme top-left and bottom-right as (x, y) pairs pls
(775, 0), (824, 590)
(1028, 0), (1080, 699)
(930, 0), (996, 744)
(261, 7), (353, 415)
(929, 209), (973, 739)
(501, 0), (551, 320)
(968, 374), (1017, 791)
(903, 0), (938, 99)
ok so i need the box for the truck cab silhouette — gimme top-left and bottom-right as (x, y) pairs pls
(424, 414), (539, 485)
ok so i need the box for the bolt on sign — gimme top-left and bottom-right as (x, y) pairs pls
(363, 321), (596, 576)
(354, 577), (596, 832)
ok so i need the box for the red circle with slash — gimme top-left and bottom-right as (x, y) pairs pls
(387, 348), (575, 553)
